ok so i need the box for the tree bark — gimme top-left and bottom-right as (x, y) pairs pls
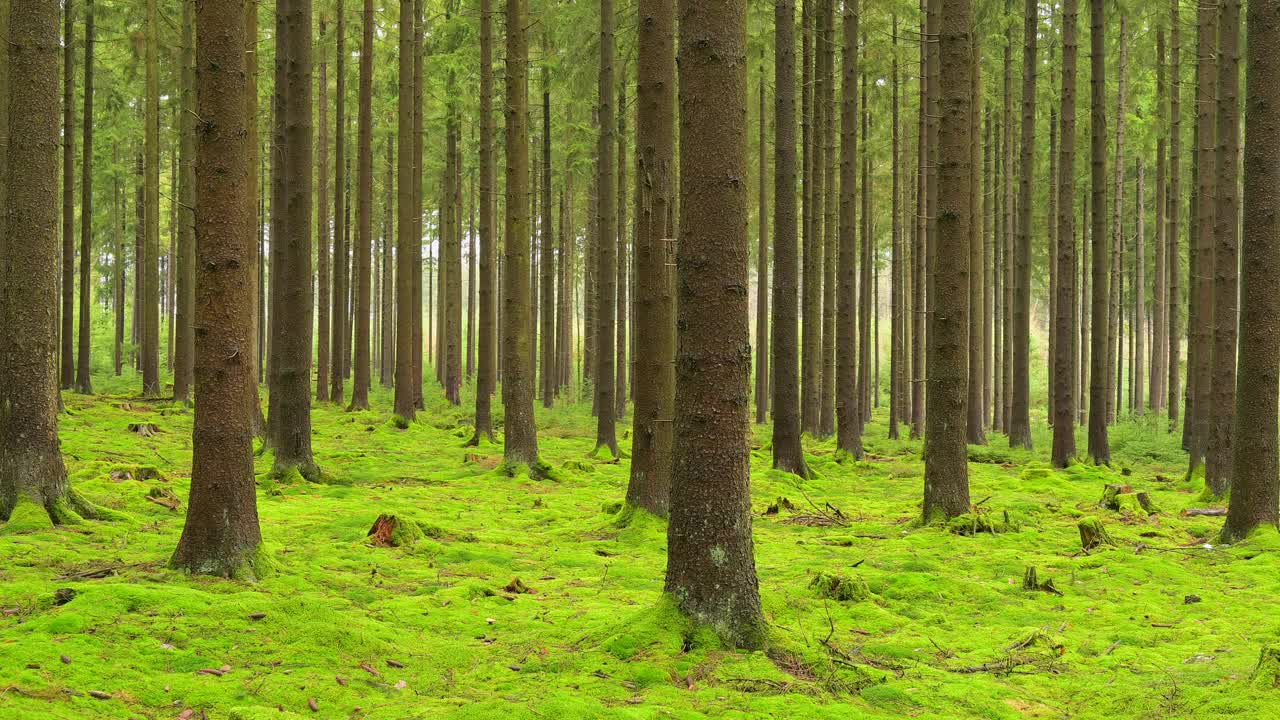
(470, 0), (497, 442)
(142, 0), (161, 397)
(316, 19), (331, 402)
(889, 17), (903, 441)
(1204, 0), (1240, 496)
(330, 0), (348, 405)
(1151, 28), (1167, 412)
(1187, 0), (1218, 478)
(666, 0), (765, 648)
(172, 0), (265, 577)
(594, 0), (619, 458)
(349, 0), (373, 410)
(1087, 0), (1110, 464)
(818, 0), (837, 438)
(1052, 0), (1079, 467)
(394, 0), (417, 423)
(769, 0), (809, 479)
(74, 0), (95, 395)
(1008, 0), (1036, 448)
(1222, 0), (1280, 540)
(61, 0), (75, 391)
(966, 31), (984, 446)
(836, 0), (861, 458)
(923, 0), (972, 521)
(540, 38), (555, 408)
(1167, 0), (1182, 432)
(502, 0), (541, 470)
(755, 64), (769, 425)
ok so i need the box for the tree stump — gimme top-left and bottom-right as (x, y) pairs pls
(1252, 646), (1280, 688)
(1078, 517), (1116, 551)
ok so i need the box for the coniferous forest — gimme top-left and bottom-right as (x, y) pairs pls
(4, 0), (1280, 716)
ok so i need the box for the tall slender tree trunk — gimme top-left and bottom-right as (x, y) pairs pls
(331, 0), (348, 405)
(1052, 0), (1079, 467)
(1187, 0), (1217, 478)
(539, 39), (555, 409)
(818, 0), (837, 438)
(172, 0), (264, 577)
(350, 0), (374, 410)
(502, 0), (541, 470)
(142, 0), (161, 397)
(800, 0), (819, 436)
(889, 17), (903, 441)
(394, 0), (417, 423)
(61, 0), (75, 391)
(469, 0), (497, 443)
(245, 0), (266, 437)
(924, 0), (973, 521)
(966, 32), (985, 446)
(1008, 0), (1036, 448)
(836, 0), (861, 457)
(1204, 0), (1240, 496)
(381, 139), (396, 387)
(316, 19), (331, 402)
(74, 0), (95, 395)
(1087, 0), (1110, 463)
(172, 0), (196, 403)
(114, 144), (124, 377)
(1133, 158), (1145, 416)
(271, 0), (319, 480)
(594, 0), (619, 457)
(1222, 0), (1280, 540)
(1107, 17), (1128, 425)
(616, 75), (629, 419)
(667, 0), (765, 649)
(769, 0), (809, 479)
(1151, 28), (1168, 412)
(755, 64), (770, 425)
(1167, 0), (1182, 431)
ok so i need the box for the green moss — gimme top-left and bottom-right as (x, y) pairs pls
(7, 361), (1280, 718)
(808, 571), (872, 602)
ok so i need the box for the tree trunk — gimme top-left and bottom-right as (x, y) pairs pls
(381, 139), (395, 387)
(966, 32), (985, 446)
(1, 0), (104, 525)
(616, 74), (629, 419)
(349, 0), (373, 410)
(1052, 0), (1079, 467)
(245, 0), (266, 437)
(756, 64), (770, 425)
(172, 0), (264, 577)
(1134, 158), (1145, 417)
(1187, 0), (1217, 478)
(768, 0), (809, 479)
(394, 0), (417, 423)
(594, 0), (619, 457)
(271, 0), (319, 480)
(889, 17), (903, 441)
(836, 0), (861, 457)
(316, 19), (331, 402)
(666, 0), (765, 649)
(1167, 0), (1182, 431)
(502, 0), (541, 470)
(818, 0), (837, 438)
(923, 0), (972, 521)
(1222, 0), (1279, 540)
(1204, 0), (1239, 496)
(1008, 0), (1036, 448)
(800, 0), (819, 436)
(1087, 0), (1110, 464)
(61, 0), (75, 391)
(1107, 17), (1128, 425)
(412, 0), (425, 410)
(1151, 28), (1167, 412)
(114, 144), (124, 377)
(142, 0), (161, 397)
(540, 39), (555, 409)
(469, 0), (497, 442)
(74, 0), (95, 395)
(330, 0), (347, 405)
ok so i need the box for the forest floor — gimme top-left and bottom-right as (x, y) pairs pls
(4, 372), (1280, 720)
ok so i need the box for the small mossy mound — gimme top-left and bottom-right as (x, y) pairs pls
(1252, 646), (1280, 689)
(387, 415), (411, 430)
(809, 571), (872, 602)
(1078, 516), (1117, 550)
(367, 514), (426, 547)
(1020, 462), (1054, 482)
(562, 459), (595, 474)
(947, 510), (1018, 536)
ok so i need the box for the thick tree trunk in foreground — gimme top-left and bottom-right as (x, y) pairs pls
(666, 0), (765, 649)
(1, 0), (105, 525)
(502, 0), (541, 470)
(1222, 0), (1280, 540)
(1052, 0), (1080, 467)
(922, 0), (972, 521)
(172, 0), (265, 578)
(769, 0), (809, 479)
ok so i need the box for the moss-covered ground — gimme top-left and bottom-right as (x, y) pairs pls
(5, 362), (1280, 719)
